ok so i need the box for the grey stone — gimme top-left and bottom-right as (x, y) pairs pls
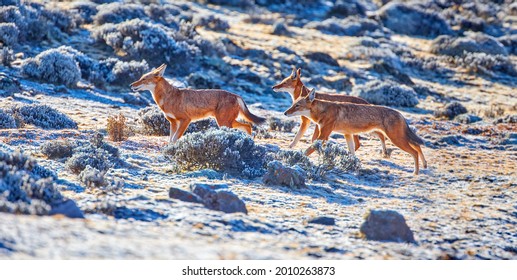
(49, 200), (84, 219)
(263, 160), (306, 189)
(169, 187), (202, 204)
(360, 210), (415, 243)
(308, 216), (335, 226)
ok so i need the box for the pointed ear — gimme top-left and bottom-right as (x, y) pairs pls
(155, 64), (167, 76)
(308, 88), (316, 102)
(291, 66), (297, 79)
(296, 68), (301, 79)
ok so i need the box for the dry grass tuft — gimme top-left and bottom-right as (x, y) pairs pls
(106, 113), (129, 142)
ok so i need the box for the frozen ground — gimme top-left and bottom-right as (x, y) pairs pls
(1, 0), (516, 259)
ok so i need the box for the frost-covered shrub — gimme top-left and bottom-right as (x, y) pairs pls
(40, 140), (75, 159)
(20, 48), (81, 86)
(193, 14), (230, 31)
(0, 23), (19, 46)
(187, 72), (219, 89)
(304, 51), (339, 67)
(306, 17), (382, 37)
(0, 149), (65, 215)
(430, 33), (508, 56)
(0, 109), (16, 129)
(11, 104), (78, 129)
(196, 0), (254, 8)
(449, 52), (517, 76)
(144, 4), (182, 28)
(70, 1), (98, 24)
(92, 19), (201, 74)
(0, 72), (20, 96)
(326, 0), (366, 18)
(78, 165), (123, 190)
(65, 133), (119, 174)
(93, 2), (146, 25)
(310, 141), (361, 177)
(434, 102), (467, 120)
(138, 106), (169, 136)
(164, 127), (267, 178)
(378, 2), (452, 37)
(185, 119), (218, 134)
(100, 58), (149, 86)
(351, 80), (419, 107)
(0, 46), (14, 66)
(270, 150), (313, 174)
(268, 117), (296, 133)
(344, 44), (401, 68)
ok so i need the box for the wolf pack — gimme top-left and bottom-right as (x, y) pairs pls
(131, 64), (427, 175)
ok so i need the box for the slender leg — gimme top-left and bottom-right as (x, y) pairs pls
(290, 116), (311, 148)
(344, 134), (356, 156)
(311, 125), (320, 143)
(389, 137), (420, 175)
(167, 118), (178, 143)
(305, 125), (333, 156)
(373, 131), (389, 158)
(171, 119), (191, 144)
(410, 143), (427, 169)
(353, 135), (361, 151)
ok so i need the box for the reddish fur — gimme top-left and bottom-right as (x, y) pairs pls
(131, 65), (265, 143)
(284, 94), (427, 175)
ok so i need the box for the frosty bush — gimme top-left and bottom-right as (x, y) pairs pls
(20, 48), (81, 86)
(0, 22), (19, 46)
(310, 141), (361, 177)
(40, 140), (75, 159)
(187, 72), (219, 89)
(144, 4), (182, 28)
(434, 102), (467, 120)
(378, 2), (452, 37)
(498, 35), (517, 55)
(11, 104), (78, 129)
(305, 17), (382, 37)
(138, 106), (169, 136)
(351, 80), (419, 107)
(163, 127), (267, 178)
(0, 109), (16, 129)
(92, 19), (202, 74)
(0, 46), (14, 66)
(70, 1), (98, 24)
(193, 14), (230, 31)
(0, 149), (65, 215)
(430, 33), (508, 56)
(326, 0), (366, 18)
(65, 133), (119, 174)
(102, 58), (149, 86)
(448, 52), (516, 76)
(93, 2), (146, 25)
(268, 117), (296, 133)
(78, 166), (124, 190)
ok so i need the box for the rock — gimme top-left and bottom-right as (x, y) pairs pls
(351, 80), (419, 107)
(436, 135), (463, 146)
(191, 183), (247, 214)
(304, 52), (339, 67)
(271, 21), (291, 36)
(123, 92), (149, 106)
(169, 187), (202, 203)
(0, 73), (21, 97)
(494, 115), (517, 124)
(370, 60), (414, 86)
(359, 210), (415, 243)
(430, 33), (508, 57)
(49, 200), (84, 219)
(262, 160), (306, 189)
(378, 2), (452, 38)
(454, 114), (482, 124)
(327, 0), (366, 18)
(498, 34), (517, 55)
(434, 102), (468, 120)
(308, 216), (335, 226)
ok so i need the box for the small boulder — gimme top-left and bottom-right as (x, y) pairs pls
(430, 33), (508, 57)
(434, 102), (468, 120)
(271, 21), (291, 36)
(0, 73), (21, 97)
(308, 216), (335, 226)
(191, 183), (247, 214)
(263, 160), (306, 189)
(304, 52), (339, 67)
(169, 187), (202, 204)
(359, 210), (415, 243)
(454, 114), (481, 124)
(49, 200), (84, 219)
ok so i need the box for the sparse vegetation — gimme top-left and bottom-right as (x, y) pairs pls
(137, 106), (169, 136)
(106, 113), (129, 142)
(65, 133), (119, 174)
(164, 127), (267, 178)
(21, 47), (81, 87)
(0, 109), (16, 129)
(351, 80), (419, 107)
(0, 149), (66, 215)
(40, 140), (75, 159)
(11, 104), (78, 129)
(268, 117), (296, 133)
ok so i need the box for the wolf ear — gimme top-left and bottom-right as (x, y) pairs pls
(308, 88), (316, 102)
(296, 68), (301, 79)
(291, 66), (297, 79)
(155, 64), (167, 76)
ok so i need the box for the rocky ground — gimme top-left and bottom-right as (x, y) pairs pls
(1, 0), (516, 259)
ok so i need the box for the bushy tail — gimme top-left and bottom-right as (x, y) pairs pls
(406, 122), (424, 146)
(238, 98), (266, 125)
